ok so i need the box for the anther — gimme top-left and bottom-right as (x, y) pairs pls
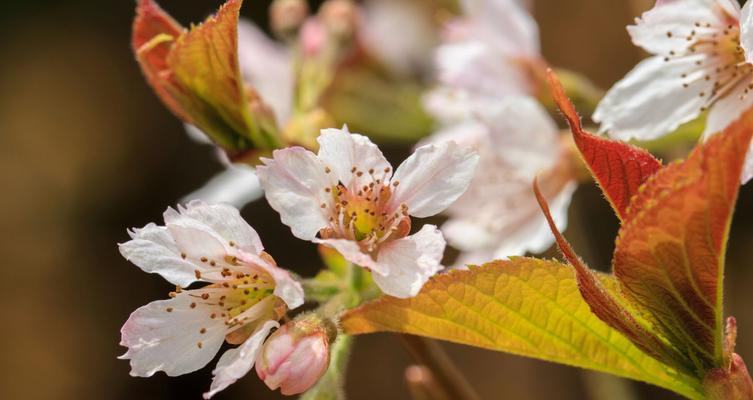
(166, 307), (173, 312)
(190, 302), (197, 309)
(200, 328), (206, 334)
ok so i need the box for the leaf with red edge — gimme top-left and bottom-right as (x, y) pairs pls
(132, 0), (280, 153)
(533, 178), (687, 372)
(548, 70), (662, 221)
(612, 107), (753, 373)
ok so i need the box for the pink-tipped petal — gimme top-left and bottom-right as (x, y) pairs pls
(119, 294), (228, 377)
(317, 127), (392, 190)
(257, 147), (336, 241)
(389, 141), (479, 218)
(203, 320), (279, 399)
(372, 225), (446, 298)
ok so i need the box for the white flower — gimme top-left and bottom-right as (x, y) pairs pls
(257, 127), (479, 298)
(433, 0), (540, 100)
(118, 201), (304, 398)
(594, 0), (753, 182)
(424, 0), (576, 263)
(423, 97), (576, 265)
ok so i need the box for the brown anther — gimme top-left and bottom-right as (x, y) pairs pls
(666, 31), (672, 38)
(240, 300), (247, 305)
(325, 166), (331, 173)
(190, 302), (197, 309)
(209, 260), (216, 267)
(368, 168), (374, 174)
(166, 307), (174, 312)
(194, 270), (202, 279)
(244, 289), (250, 295)
(356, 171), (363, 177)
(320, 203), (326, 208)
(197, 342), (203, 349)
(392, 181), (400, 187)
(200, 328), (207, 334)
(201, 293), (210, 300)
(200, 257), (208, 263)
(180, 252), (187, 259)
(229, 240), (235, 247)
(351, 166), (357, 173)
(325, 187), (331, 192)
(210, 313), (217, 319)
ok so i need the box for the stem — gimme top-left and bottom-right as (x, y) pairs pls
(398, 334), (480, 400)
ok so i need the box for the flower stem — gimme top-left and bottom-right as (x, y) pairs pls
(398, 334), (480, 400)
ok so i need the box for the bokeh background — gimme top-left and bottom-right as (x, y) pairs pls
(2, 0), (751, 399)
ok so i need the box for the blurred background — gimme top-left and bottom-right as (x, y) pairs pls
(2, 0), (751, 399)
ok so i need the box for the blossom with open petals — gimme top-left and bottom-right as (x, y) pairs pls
(423, 97), (577, 264)
(594, 0), (753, 182)
(424, 0), (576, 263)
(257, 128), (478, 298)
(118, 201), (304, 398)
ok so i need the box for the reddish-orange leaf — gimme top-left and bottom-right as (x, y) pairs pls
(533, 178), (687, 371)
(613, 107), (753, 372)
(548, 70), (662, 221)
(132, 0), (191, 122)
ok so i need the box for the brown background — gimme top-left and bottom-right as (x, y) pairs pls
(1, 0), (750, 399)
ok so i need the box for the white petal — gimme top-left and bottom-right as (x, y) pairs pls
(444, 180), (576, 258)
(626, 0), (722, 55)
(435, 40), (532, 98)
(312, 238), (385, 274)
(239, 252), (305, 310)
(389, 142), (480, 218)
(168, 201), (264, 255)
(119, 293), (228, 377)
(372, 225), (446, 298)
(740, 1), (753, 64)
(182, 165), (264, 209)
(203, 320), (279, 399)
(460, 0), (540, 56)
(257, 147), (336, 241)
(316, 127), (392, 190)
(483, 96), (559, 172)
(119, 223), (206, 288)
(594, 56), (712, 141)
(237, 20), (293, 124)
(704, 80), (753, 183)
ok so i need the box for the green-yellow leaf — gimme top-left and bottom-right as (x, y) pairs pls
(341, 258), (703, 399)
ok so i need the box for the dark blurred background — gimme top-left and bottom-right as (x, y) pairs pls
(1, 0), (751, 399)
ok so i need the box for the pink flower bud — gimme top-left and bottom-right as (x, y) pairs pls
(255, 318), (332, 395)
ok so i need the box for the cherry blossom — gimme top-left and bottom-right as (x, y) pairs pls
(423, 0), (577, 263)
(257, 127), (479, 298)
(422, 97), (577, 264)
(594, 0), (753, 182)
(118, 201), (304, 398)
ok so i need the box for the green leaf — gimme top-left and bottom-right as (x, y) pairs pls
(300, 335), (353, 400)
(341, 258), (703, 399)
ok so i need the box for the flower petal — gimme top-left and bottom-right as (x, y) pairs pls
(119, 293), (228, 377)
(167, 201), (264, 255)
(239, 252), (305, 309)
(372, 225), (446, 298)
(182, 165), (264, 209)
(237, 19), (293, 124)
(389, 141), (479, 218)
(626, 0), (723, 55)
(741, 1), (753, 64)
(203, 320), (279, 399)
(119, 223), (206, 288)
(594, 56), (712, 141)
(313, 238), (384, 274)
(704, 80), (753, 183)
(443, 180), (576, 259)
(257, 147), (336, 240)
(459, 0), (539, 56)
(316, 127), (392, 190)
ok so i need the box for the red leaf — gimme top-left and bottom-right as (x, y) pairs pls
(547, 70), (662, 221)
(132, 0), (191, 122)
(613, 107), (753, 372)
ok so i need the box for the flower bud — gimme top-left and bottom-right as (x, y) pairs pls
(256, 315), (335, 395)
(270, 0), (309, 39)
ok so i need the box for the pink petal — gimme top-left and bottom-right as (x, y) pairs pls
(316, 127), (392, 191)
(257, 147), (336, 241)
(389, 141), (479, 218)
(313, 238), (385, 275)
(239, 252), (305, 309)
(372, 225), (446, 298)
(203, 320), (279, 399)
(119, 293), (228, 377)
(168, 201), (264, 255)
